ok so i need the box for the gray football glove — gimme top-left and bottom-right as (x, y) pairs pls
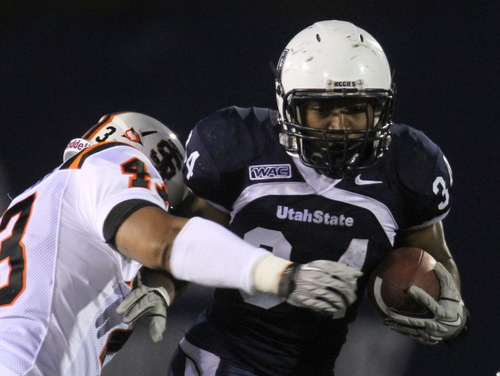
(384, 262), (468, 345)
(278, 260), (363, 315)
(116, 285), (171, 343)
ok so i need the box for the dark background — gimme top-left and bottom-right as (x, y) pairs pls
(0, 1), (498, 375)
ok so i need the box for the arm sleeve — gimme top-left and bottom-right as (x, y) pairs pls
(169, 216), (270, 293)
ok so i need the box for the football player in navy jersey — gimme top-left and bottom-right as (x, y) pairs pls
(158, 20), (472, 376)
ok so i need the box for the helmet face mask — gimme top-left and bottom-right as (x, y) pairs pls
(63, 112), (188, 209)
(276, 20), (394, 179)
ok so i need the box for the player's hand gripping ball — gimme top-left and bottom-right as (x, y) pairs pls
(368, 247), (440, 319)
(368, 247), (469, 344)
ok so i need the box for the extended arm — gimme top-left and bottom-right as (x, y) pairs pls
(115, 202), (360, 304)
(114, 199), (362, 340)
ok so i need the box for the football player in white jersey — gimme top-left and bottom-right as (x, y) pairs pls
(0, 112), (361, 376)
(159, 21), (468, 375)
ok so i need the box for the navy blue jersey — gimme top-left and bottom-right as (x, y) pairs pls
(182, 106), (452, 375)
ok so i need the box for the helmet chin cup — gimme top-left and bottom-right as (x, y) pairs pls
(275, 20), (394, 178)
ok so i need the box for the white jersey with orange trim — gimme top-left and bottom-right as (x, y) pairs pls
(0, 142), (168, 375)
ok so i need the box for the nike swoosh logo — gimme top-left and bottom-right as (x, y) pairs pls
(437, 315), (462, 327)
(355, 174), (383, 185)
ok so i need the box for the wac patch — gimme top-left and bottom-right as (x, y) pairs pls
(249, 164), (292, 180)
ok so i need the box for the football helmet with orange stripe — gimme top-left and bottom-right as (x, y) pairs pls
(63, 112), (188, 209)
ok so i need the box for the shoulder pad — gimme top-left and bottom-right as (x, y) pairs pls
(187, 106), (279, 173)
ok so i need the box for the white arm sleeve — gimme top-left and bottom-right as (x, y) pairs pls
(169, 217), (288, 294)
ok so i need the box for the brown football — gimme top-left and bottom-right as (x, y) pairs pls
(368, 247), (440, 319)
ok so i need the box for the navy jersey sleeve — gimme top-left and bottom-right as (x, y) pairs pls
(391, 124), (453, 229)
(183, 106), (279, 211)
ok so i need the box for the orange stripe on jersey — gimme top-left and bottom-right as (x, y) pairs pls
(62, 142), (133, 170)
(99, 328), (133, 365)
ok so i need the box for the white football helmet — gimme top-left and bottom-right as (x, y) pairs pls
(275, 20), (394, 178)
(63, 112), (188, 210)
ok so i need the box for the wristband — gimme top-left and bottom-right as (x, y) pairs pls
(252, 254), (292, 294)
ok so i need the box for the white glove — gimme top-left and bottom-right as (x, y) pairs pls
(116, 285), (171, 343)
(278, 260), (363, 315)
(384, 262), (469, 345)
